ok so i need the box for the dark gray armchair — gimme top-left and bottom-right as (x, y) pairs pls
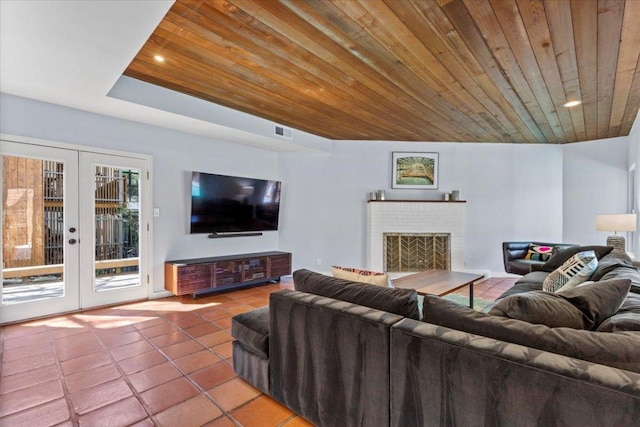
(502, 241), (576, 275)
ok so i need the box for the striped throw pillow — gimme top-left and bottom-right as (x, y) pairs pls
(542, 250), (598, 292)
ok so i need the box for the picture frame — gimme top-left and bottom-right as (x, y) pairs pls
(391, 152), (439, 189)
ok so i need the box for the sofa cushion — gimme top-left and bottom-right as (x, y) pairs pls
(490, 279), (630, 330)
(231, 306), (270, 357)
(537, 245), (613, 273)
(557, 279), (631, 329)
(331, 266), (389, 287)
(421, 295), (640, 373)
(542, 250), (597, 292)
(597, 293), (640, 332)
(488, 292), (584, 329)
(600, 264), (640, 295)
(293, 269), (420, 320)
(590, 251), (636, 282)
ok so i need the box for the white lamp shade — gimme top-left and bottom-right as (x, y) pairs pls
(596, 214), (637, 232)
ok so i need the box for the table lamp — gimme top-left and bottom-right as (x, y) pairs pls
(596, 214), (637, 252)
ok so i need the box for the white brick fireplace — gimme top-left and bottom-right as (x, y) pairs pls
(366, 201), (466, 272)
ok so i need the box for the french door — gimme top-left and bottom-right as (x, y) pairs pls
(1, 141), (150, 323)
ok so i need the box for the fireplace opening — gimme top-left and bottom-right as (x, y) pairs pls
(384, 233), (450, 272)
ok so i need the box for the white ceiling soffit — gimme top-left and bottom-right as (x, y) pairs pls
(0, 0), (328, 153)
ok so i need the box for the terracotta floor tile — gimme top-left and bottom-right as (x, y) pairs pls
(161, 339), (205, 360)
(109, 340), (154, 361)
(133, 317), (166, 330)
(173, 350), (222, 374)
(212, 317), (232, 330)
(139, 377), (199, 414)
(248, 299), (270, 308)
(117, 350), (167, 375)
(78, 396), (147, 427)
(198, 330), (233, 348)
(128, 362), (182, 393)
(93, 324), (137, 337)
(0, 397), (70, 426)
(216, 301), (242, 310)
(0, 282), (302, 426)
(189, 361), (236, 390)
(211, 341), (233, 359)
(2, 324), (48, 340)
(224, 305), (256, 316)
(203, 415), (237, 427)
(129, 418), (155, 427)
(208, 378), (261, 412)
(153, 395), (223, 427)
(201, 310), (232, 322)
(231, 395), (293, 427)
(139, 323), (179, 339)
(53, 331), (97, 349)
(49, 327), (87, 340)
(2, 350), (56, 376)
(2, 331), (50, 351)
(170, 314), (208, 329)
(64, 364), (121, 393)
(60, 351), (112, 376)
(183, 323), (222, 338)
(69, 379), (133, 415)
(0, 379), (64, 417)
(97, 330), (143, 348)
(148, 331), (190, 348)
(55, 339), (104, 362)
(282, 415), (315, 426)
(0, 365), (60, 395)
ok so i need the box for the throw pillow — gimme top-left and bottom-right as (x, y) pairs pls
(524, 245), (554, 262)
(557, 278), (631, 330)
(332, 266), (390, 287)
(487, 292), (585, 328)
(538, 245), (613, 273)
(488, 278), (631, 330)
(542, 250), (597, 292)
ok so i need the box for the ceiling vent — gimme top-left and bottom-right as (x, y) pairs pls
(274, 124), (293, 139)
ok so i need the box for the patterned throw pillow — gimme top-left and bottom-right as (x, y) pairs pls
(331, 266), (390, 287)
(524, 245), (554, 262)
(542, 250), (598, 292)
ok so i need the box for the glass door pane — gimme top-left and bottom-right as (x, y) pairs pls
(1, 142), (79, 323)
(2, 157), (64, 304)
(93, 165), (140, 292)
(79, 152), (148, 308)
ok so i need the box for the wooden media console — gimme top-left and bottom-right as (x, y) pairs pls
(164, 251), (292, 297)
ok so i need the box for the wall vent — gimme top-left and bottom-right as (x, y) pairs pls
(274, 124), (293, 139)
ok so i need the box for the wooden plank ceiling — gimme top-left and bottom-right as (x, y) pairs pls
(124, 0), (640, 143)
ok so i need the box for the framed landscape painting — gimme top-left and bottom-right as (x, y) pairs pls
(392, 152), (439, 189)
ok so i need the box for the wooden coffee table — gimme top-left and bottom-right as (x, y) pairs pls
(392, 270), (485, 308)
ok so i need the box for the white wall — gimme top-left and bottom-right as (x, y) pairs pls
(2, 93), (632, 283)
(562, 137), (629, 246)
(0, 94), (281, 296)
(279, 141), (564, 275)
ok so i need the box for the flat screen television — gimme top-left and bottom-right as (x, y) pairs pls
(190, 172), (281, 234)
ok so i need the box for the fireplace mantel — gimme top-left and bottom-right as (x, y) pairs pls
(366, 201), (466, 272)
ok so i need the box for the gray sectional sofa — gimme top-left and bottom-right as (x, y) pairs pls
(231, 247), (640, 426)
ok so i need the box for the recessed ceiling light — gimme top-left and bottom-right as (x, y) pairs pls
(154, 55), (165, 63)
(563, 100), (581, 107)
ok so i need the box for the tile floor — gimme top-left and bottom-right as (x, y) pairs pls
(0, 276), (516, 427)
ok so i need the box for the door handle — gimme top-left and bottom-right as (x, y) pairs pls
(69, 239), (78, 245)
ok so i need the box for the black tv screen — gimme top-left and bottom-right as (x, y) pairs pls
(190, 172), (281, 234)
